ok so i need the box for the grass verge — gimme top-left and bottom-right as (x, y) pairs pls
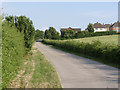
(8, 45), (62, 88)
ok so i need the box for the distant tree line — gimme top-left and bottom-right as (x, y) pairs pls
(35, 23), (118, 41)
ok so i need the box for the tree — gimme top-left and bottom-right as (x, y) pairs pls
(44, 29), (51, 39)
(44, 27), (60, 40)
(5, 16), (15, 27)
(61, 29), (75, 39)
(5, 15), (35, 50)
(87, 23), (94, 32)
(35, 30), (44, 41)
(49, 27), (60, 39)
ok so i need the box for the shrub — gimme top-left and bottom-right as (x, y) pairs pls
(61, 29), (75, 39)
(75, 31), (117, 39)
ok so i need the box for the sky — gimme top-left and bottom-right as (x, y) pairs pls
(2, 2), (118, 32)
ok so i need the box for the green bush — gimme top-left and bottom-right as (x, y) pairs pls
(61, 29), (75, 39)
(75, 31), (117, 39)
(2, 21), (26, 88)
(42, 39), (120, 68)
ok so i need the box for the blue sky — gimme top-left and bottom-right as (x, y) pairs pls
(2, 2), (118, 32)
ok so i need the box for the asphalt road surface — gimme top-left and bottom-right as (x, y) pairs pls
(35, 42), (119, 88)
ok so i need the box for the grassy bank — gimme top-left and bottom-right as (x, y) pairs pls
(8, 45), (62, 88)
(42, 35), (120, 69)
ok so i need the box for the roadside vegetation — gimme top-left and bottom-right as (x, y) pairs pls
(2, 15), (62, 88)
(0, 15), (2, 89)
(8, 46), (62, 88)
(2, 15), (35, 88)
(2, 21), (26, 88)
(34, 29), (44, 41)
(42, 35), (120, 69)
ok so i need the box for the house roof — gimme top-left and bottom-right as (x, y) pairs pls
(110, 21), (120, 27)
(93, 22), (106, 28)
(104, 24), (111, 28)
(60, 27), (81, 31)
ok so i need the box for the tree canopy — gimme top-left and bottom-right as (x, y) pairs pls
(61, 29), (75, 39)
(44, 27), (60, 40)
(87, 23), (94, 32)
(35, 29), (44, 41)
(5, 15), (35, 50)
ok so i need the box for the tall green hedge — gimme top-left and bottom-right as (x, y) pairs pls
(2, 22), (26, 88)
(2, 15), (35, 88)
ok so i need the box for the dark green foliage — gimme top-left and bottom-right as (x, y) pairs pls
(34, 29), (44, 41)
(44, 27), (60, 40)
(5, 16), (35, 50)
(2, 21), (25, 88)
(5, 16), (15, 27)
(75, 31), (118, 38)
(91, 31), (117, 36)
(61, 29), (75, 39)
(44, 29), (51, 39)
(75, 31), (90, 38)
(42, 39), (120, 69)
(87, 23), (94, 32)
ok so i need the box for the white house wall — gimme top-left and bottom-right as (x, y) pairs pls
(94, 28), (107, 32)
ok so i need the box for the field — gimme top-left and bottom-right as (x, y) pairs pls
(65, 35), (118, 46)
(42, 35), (120, 69)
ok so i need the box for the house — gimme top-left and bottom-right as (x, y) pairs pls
(93, 22), (107, 32)
(60, 27), (81, 33)
(104, 24), (111, 31)
(109, 21), (120, 33)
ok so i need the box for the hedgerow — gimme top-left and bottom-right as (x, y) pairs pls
(75, 31), (118, 39)
(42, 39), (120, 68)
(2, 21), (26, 88)
(2, 15), (35, 88)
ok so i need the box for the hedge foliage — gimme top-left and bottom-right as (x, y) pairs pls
(2, 21), (26, 88)
(2, 15), (35, 88)
(5, 16), (35, 50)
(75, 31), (118, 39)
(42, 39), (120, 68)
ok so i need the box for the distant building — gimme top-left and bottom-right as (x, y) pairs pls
(104, 24), (111, 31)
(60, 27), (81, 33)
(93, 22), (107, 32)
(109, 21), (120, 33)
